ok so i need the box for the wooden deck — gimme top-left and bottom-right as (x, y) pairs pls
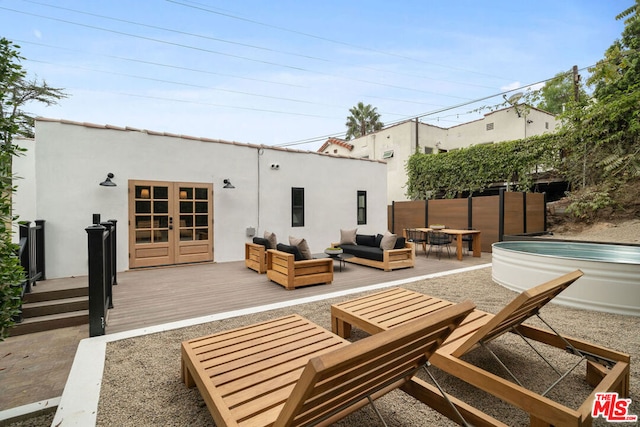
(35, 252), (491, 334)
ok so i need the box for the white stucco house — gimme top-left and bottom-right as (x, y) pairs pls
(320, 105), (558, 203)
(13, 118), (388, 280)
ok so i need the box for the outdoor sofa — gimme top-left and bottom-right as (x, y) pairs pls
(333, 232), (415, 271)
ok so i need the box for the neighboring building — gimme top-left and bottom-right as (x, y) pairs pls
(318, 138), (354, 156)
(321, 105), (558, 204)
(13, 118), (388, 279)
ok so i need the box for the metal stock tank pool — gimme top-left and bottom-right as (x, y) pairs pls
(492, 240), (640, 316)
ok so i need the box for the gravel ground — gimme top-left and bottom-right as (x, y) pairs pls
(548, 218), (640, 245)
(91, 267), (638, 427)
(8, 220), (640, 427)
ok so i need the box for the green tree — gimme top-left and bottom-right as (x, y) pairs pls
(344, 102), (383, 140)
(536, 70), (589, 114)
(560, 1), (640, 191)
(0, 38), (67, 339)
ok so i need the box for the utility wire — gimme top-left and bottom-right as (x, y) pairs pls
(1, 5), (477, 100)
(166, 0), (514, 82)
(275, 65), (598, 148)
(20, 0), (503, 91)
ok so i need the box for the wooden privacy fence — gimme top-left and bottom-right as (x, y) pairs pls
(388, 190), (546, 253)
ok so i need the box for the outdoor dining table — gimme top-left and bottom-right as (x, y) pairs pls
(414, 227), (482, 261)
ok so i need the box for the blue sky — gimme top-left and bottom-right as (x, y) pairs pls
(0, 0), (628, 150)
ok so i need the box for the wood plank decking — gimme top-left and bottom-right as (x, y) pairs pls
(37, 252), (490, 334)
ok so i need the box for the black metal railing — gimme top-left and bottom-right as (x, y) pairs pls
(18, 220), (46, 294)
(16, 220), (46, 322)
(86, 215), (117, 337)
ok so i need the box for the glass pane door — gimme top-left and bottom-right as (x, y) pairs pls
(129, 180), (212, 268)
(174, 183), (213, 264)
(129, 181), (174, 268)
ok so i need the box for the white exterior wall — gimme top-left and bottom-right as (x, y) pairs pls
(446, 107), (558, 150)
(320, 145), (352, 156)
(20, 119), (387, 279)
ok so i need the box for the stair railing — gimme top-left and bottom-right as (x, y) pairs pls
(16, 220), (46, 322)
(86, 215), (117, 337)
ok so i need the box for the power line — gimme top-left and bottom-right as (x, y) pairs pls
(21, 0), (503, 91)
(275, 65), (598, 148)
(2, 5), (485, 100)
(166, 0), (515, 82)
(15, 39), (306, 88)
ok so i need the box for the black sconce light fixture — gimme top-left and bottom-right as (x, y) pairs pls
(223, 179), (235, 189)
(99, 173), (116, 187)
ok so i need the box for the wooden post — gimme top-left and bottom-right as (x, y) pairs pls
(498, 189), (505, 242)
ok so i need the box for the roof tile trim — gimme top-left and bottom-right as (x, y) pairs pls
(35, 117), (384, 164)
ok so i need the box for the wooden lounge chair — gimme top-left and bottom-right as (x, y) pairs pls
(266, 249), (333, 290)
(181, 301), (506, 427)
(245, 242), (267, 273)
(331, 270), (631, 427)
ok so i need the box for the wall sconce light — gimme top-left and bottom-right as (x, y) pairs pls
(140, 188), (150, 198)
(99, 173), (116, 187)
(179, 190), (188, 199)
(223, 179), (235, 189)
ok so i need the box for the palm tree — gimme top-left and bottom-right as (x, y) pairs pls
(345, 102), (383, 140)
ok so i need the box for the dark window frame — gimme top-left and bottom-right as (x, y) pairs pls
(291, 187), (305, 227)
(357, 190), (367, 225)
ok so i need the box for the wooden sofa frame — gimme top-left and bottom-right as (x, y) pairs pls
(330, 270), (631, 426)
(245, 242), (267, 273)
(181, 302), (510, 427)
(331, 241), (415, 272)
(266, 249), (333, 290)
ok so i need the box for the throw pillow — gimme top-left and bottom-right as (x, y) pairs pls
(380, 231), (397, 250)
(276, 243), (304, 261)
(374, 233), (384, 247)
(252, 237), (269, 249)
(394, 237), (406, 249)
(289, 236), (312, 260)
(339, 228), (357, 245)
(263, 231), (277, 249)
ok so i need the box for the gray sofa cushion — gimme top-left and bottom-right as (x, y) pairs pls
(355, 234), (377, 246)
(252, 237), (269, 249)
(276, 243), (304, 261)
(340, 244), (384, 262)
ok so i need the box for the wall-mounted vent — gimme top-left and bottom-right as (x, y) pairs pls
(486, 123), (494, 131)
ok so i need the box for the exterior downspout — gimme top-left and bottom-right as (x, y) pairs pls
(415, 118), (419, 153)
